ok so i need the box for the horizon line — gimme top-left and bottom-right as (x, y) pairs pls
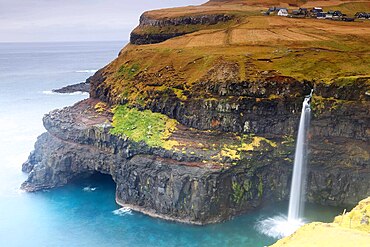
(0, 40), (128, 44)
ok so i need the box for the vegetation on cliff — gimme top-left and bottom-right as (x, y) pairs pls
(110, 105), (178, 149)
(91, 0), (370, 108)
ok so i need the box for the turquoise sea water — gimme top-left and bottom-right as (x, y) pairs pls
(0, 42), (345, 247)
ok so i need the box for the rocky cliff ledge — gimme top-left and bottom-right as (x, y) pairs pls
(22, 0), (370, 225)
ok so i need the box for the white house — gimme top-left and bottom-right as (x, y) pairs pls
(278, 9), (289, 16)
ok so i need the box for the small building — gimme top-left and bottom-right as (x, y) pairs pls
(317, 12), (326, 19)
(341, 17), (355, 22)
(290, 8), (309, 18)
(278, 8), (289, 16)
(299, 8), (309, 16)
(325, 10), (334, 19)
(333, 11), (343, 17)
(355, 12), (370, 19)
(310, 7), (323, 17)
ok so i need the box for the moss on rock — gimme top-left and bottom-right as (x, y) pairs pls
(110, 105), (178, 149)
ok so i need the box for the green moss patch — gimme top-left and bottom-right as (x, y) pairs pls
(110, 105), (178, 149)
(232, 181), (245, 204)
(116, 64), (140, 80)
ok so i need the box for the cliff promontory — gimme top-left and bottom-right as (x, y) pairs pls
(22, 0), (369, 225)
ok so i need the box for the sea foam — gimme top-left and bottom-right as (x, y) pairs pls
(42, 90), (89, 96)
(82, 186), (97, 192)
(255, 214), (305, 239)
(112, 207), (133, 216)
(75, 69), (98, 73)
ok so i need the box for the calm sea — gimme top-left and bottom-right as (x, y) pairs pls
(0, 42), (343, 247)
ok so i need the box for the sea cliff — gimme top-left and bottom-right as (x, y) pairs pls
(22, 0), (369, 225)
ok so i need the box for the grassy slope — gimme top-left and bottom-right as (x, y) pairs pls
(99, 0), (370, 104)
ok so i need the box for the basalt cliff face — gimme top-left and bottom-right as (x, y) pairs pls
(22, 0), (370, 225)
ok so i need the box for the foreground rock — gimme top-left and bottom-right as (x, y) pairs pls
(271, 197), (370, 247)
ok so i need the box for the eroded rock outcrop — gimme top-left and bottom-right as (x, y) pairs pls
(21, 96), (369, 223)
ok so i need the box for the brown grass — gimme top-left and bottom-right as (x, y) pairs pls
(98, 0), (370, 103)
(145, 0), (369, 19)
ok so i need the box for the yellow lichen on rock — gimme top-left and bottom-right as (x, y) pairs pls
(271, 222), (370, 247)
(94, 102), (108, 113)
(271, 197), (370, 247)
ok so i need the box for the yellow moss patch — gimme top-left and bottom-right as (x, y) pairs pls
(172, 88), (188, 101)
(221, 146), (240, 160)
(239, 136), (277, 152)
(334, 197), (370, 233)
(271, 222), (370, 247)
(218, 135), (277, 161)
(94, 102), (108, 113)
(271, 197), (370, 247)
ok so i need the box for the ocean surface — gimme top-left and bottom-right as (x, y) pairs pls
(0, 42), (345, 247)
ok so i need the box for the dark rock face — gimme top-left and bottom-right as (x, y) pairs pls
(88, 69), (108, 99)
(53, 82), (89, 94)
(21, 100), (293, 224)
(139, 13), (233, 27)
(130, 32), (188, 45)
(130, 13), (233, 45)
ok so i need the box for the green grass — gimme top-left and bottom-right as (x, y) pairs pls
(110, 105), (178, 148)
(116, 64), (140, 80)
(333, 75), (370, 87)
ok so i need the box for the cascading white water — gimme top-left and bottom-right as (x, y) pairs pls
(288, 96), (311, 221)
(256, 93), (312, 239)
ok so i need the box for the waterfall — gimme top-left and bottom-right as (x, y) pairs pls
(256, 92), (312, 238)
(288, 95), (311, 221)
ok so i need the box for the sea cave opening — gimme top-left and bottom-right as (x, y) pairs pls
(69, 171), (118, 201)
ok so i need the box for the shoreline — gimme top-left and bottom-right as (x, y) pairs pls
(115, 195), (221, 226)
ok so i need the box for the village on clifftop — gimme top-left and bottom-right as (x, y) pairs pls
(263, 6), (370, 22)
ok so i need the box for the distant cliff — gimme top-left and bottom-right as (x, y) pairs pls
(130, 13), (233, 44)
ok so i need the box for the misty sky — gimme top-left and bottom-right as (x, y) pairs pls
(0, 0), (206, 42)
